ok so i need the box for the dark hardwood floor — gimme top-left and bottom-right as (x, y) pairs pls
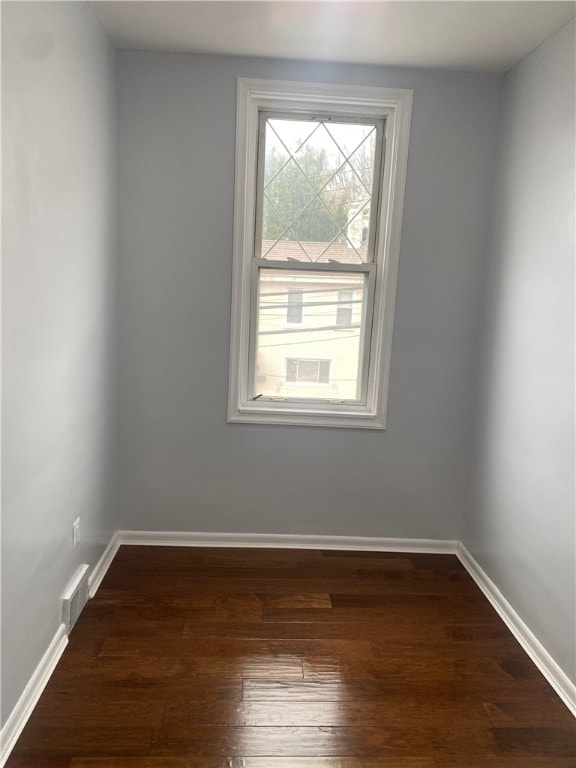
(6, 546), (575, 767)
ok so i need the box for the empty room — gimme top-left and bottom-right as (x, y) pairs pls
(1, 1), (575, 766)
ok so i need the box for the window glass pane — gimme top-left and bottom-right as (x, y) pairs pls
(255, 269), (367, 401)
(260, 117), (377, 264)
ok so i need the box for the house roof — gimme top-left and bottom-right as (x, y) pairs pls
(261, 239), (368, 264)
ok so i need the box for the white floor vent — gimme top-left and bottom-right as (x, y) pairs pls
(62, 564), (90, 634)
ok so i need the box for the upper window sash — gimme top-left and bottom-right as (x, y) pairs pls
(254, 112), (385, 265)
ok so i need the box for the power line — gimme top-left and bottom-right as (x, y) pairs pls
(259, 285), (365, 298)
(258, 333), (360, 348)
(259, 323), (361, 336)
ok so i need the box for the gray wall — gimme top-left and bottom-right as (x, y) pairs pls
(1, 2), (117, 723)
(117, 52), (501, 536)
(463, 20), (575, 684)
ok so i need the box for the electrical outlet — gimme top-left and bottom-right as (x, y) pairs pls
(72, 518), (80, 550)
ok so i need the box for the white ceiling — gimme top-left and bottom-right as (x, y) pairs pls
(90, 1), (575, 74)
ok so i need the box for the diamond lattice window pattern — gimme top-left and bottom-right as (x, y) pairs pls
(260, 118), (377, 264)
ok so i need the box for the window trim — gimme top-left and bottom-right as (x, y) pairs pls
(228, 78), (412, 429)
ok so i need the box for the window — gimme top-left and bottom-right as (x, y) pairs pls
(336, 290), (354, 328)
(286, 290), (303, 324)
(229, 79), (412, 428)
(286, 358), (331, 385)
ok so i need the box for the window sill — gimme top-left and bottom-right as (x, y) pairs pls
(227, 403), (386, 430)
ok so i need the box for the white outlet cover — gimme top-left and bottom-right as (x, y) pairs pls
(73, 518), (80, 550)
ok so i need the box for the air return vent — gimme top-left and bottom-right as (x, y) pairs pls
(62, 564), (90, 634)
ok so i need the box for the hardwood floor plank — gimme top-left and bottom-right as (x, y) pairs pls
(4, 759), (71, 768)
(163, 699), (491, 727)
(86, 605), (263, 624)
(42, 673), (243, 699)
(182, 620), (459, 640)
(300, 656), (533, 684)
(320, 551), (417, 561)
(331, 594), (501, 623)
(173, 577), (452, 595)
(10, 727), (153, 757)
(175, 565), (366, 581)
(256, 592), (333, 608)
(371, 639), (528, 660)
(99, 636), (375, 659)
(149, 725), (502, 758)
(149, 725), (352, 757)
(242, 679), (396, 701)
(241, 676), (549, 703)
(436, 759), (576, 768)
(263, 608), (496, 625)
(497, 655), (548, 681)
(47, 653), (303, 679)
(433, 760), (518, 767)
(203, 547), (325, 559)
(25, 697), (165, 727)
(492, 727), (576, 757)
(201, 554), (316, 568)
(66, 614), (186, 638)
(69, 759), (363, 768)
(483, 700), (576, 727)
(443, 624), (512, 641)
(168, 593), (264, 611)
(301, 557), (415, 572)
(67, 759), (437, 768)
(507, 761), (576, 767)
(81, 593), (265, 622)
(355, 569), (481, 595)
(242, 678), (476, 701)
(398, 554), (465, 571)
(359, 761), (437, 768)
(112, 545), (206, 567)
(96, 569), (179, 594)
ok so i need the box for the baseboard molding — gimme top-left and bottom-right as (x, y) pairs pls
(457, 542), (576, 716)
(88, 531), (120, 598)
(0, 624), (68, 768)
(118, 530), (458, 553)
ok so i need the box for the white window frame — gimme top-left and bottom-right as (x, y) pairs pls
(228, 78), (412, 429)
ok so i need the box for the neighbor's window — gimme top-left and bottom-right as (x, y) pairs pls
(336, 290), (354, 328)
(286, 289), (303, 324)
(286, 358), (331, 386)
(228, 79), (412, 428)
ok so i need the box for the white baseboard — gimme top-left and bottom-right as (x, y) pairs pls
(88, 531), (120, 598)
(457, 542), (576, 717)
(118, 530), (458, 553)
(0, 624), (68, 768)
